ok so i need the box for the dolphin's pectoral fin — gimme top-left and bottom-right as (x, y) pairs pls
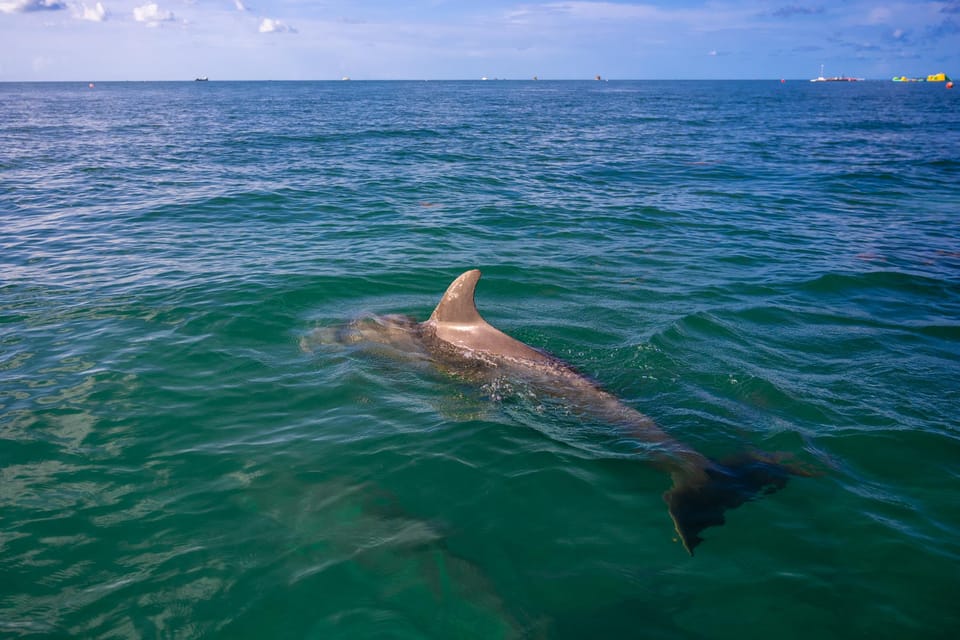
(664, 454), (796, 555)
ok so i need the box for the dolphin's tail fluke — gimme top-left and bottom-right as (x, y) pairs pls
(663, 453), (808, 555)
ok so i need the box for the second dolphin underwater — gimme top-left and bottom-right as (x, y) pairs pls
(327, 269), (808, 554)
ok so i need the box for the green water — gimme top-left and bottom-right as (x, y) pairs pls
(2, 80), (959, 638)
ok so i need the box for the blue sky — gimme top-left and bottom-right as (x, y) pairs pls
(1, 1), (958, 80)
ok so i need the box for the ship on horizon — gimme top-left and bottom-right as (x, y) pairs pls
(810, 65), (861, 82)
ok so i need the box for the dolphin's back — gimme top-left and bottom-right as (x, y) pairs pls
(416, 269), (806, 555)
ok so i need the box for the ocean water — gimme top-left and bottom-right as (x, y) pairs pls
(2, 80), (959, 639)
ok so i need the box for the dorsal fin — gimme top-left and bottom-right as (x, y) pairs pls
(425, 268), (560, 364)
(429, 269), (484, 324)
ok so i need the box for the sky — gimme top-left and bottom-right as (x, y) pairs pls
(1, 0), (958, 80)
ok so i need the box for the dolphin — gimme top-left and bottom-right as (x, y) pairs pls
(326, 269), (806, 554)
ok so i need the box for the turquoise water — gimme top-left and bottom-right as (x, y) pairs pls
(2, 80), (959, 638)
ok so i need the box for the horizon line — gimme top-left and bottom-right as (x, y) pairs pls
(0, 77), (907, 83)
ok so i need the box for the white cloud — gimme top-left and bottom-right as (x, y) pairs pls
(867, 7), (893, 24)
(542, 1), (663, 21)
(502, 1), (757, 33)
(0, 0), (66, 13)
(80, 1), (106, 22)
(234, 0), (247, 11)
(32, 54), (54, 71)
(259, 17), (296, 33)
(133, 2), (173, 25)
(505, 1), (658, 25)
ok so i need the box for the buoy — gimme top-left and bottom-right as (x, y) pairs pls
(88, 83), (95, 88)
(947, 81), (954, 89)
(780, 78), (786, 83)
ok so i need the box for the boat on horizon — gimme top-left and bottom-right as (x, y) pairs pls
(195, 76), (209, 82)
(810, 65), (862, 82)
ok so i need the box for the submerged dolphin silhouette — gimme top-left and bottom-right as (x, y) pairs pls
(330, 269), (805, 554)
